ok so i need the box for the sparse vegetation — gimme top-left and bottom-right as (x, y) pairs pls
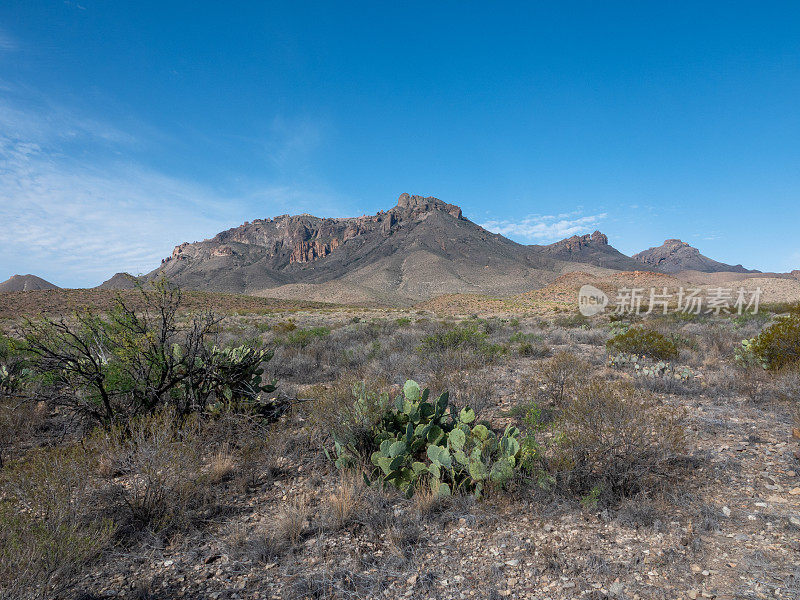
(0, 288), (798, 599)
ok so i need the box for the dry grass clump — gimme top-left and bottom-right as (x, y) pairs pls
(275, 493), (313, 546)
(207, 445), (237, 484)
(304, 377), (391, 459)
(91, 409), (213, 534)
(539, 351), (590, 406)
(323, 472), (365, 531)
(545, 379), (687, 504)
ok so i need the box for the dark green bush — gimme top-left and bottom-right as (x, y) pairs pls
(606, 327), (678, 361)
(745, 310), (800, 370)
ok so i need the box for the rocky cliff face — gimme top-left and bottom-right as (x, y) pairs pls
(633, 239), (758, 274)
(547, 230), (609, 254)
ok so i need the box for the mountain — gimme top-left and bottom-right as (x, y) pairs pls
(538, 231), (647, 271)
(144, 194), (632, 304)
(0, 274), (60, 292)
(98, 272), (140, 290)
(632, 239), (758, 274)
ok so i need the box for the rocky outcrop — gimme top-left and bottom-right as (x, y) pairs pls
(394, 193), (463, 220)
(549, 230), (609, 253)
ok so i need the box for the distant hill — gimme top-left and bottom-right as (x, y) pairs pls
(632, 239), (759, 274)
(538, 231), (646, 271)
(97, 272), (140, 290)
(143, 194), (635, 304)
(0, 274), (60, 292)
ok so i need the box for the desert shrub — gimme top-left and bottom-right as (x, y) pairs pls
(553, 313), (589, 328)
(435, 371), (497, 418)
(534, 379), (686, 504)
(310, 379), (391, 460)
(418, 322), (504, 369)
(329, 380), (522, 498)
(395, 317), (412, 326)
(606, 327), (678, 361)
(90, 409), (215, 533)
(539, 351), (589, 406)
(418, 322), (486, 353)
(285, 326), (331, 348)
(517, 341), (551, 357)
(740, 310), (800, 370)
(0, 333), (28, 398)
(0, 399), (44, 469)
(510, 332), (550, 356)
(0, 446), (115, 600)
(272, 320), (297, 334)
(21, 281), (275, 424)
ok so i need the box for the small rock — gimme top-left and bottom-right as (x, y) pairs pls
(722, 506), (731, 517)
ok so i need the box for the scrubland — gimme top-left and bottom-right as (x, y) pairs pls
(1, 285), (799, 600)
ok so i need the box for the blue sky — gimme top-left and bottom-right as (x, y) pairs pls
(1, 2), (799, 287)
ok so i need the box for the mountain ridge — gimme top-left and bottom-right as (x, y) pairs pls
(75, 193), (769, 305)
(146, 194), (625, 303)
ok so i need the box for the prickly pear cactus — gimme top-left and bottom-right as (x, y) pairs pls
(608, 352), (695, 381)
(332, 379), (522, 498)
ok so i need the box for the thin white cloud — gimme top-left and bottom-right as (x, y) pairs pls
(480, 212), (607, 242)
(0, 88), (343, 287)
(0, 28), (16, 52)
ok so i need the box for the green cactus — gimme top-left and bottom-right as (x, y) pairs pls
(328, 379), (522, 498)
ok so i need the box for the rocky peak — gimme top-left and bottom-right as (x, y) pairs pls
(661, 239), (694, 252)
(394, 193), (463, 220)
(553, 230), (609, 253)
